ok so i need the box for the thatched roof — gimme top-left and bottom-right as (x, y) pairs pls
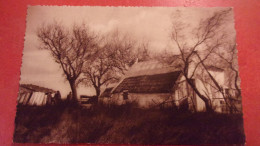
(20, 84), (56, 93)
(113, 71), (181, 94)
(125, 60), (179, 78)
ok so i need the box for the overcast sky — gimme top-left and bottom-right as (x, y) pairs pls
(20, 6), (235, 98)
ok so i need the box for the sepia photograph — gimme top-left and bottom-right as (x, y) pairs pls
(13, 6), (245, 145)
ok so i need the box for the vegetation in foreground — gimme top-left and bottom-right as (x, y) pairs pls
(13, 102), (245, 145)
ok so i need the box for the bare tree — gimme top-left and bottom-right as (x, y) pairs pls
(214, 43), (240, 97)
(169, 9), (233, 112)
(211, 43), (241, 113)
(82, 31), (140, 97)
(37, 23), (97, 101)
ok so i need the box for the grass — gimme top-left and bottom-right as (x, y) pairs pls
(13, 103), (66, 143)
(13, 101), (245, 145)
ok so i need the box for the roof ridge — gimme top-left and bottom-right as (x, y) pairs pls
(126, 70), (182, 79)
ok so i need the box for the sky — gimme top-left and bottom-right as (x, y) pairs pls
(20, 6), (235, 98)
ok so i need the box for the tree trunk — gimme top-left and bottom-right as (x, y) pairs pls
(95, 87), (101, 97)
(93, 86), (101, 105)
(196, 53), (237, 112)
(185, 76), (213, 112)
(69, 80), (78, 101)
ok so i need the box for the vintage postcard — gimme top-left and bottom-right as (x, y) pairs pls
(13, 6), (245, 145)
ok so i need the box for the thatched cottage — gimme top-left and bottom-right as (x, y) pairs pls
(99, 60), (242, 113)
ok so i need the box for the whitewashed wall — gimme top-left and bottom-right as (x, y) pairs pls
(195, 70), (225, 112)
(177, 70), (225, 112)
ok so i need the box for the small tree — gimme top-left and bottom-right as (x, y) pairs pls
(82, 31), (139, 97)
(37, 23), (97, 101)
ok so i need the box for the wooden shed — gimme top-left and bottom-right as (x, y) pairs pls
(17, 84), (56, 106)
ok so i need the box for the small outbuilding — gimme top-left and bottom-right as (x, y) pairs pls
(17, 84), (56, 106)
